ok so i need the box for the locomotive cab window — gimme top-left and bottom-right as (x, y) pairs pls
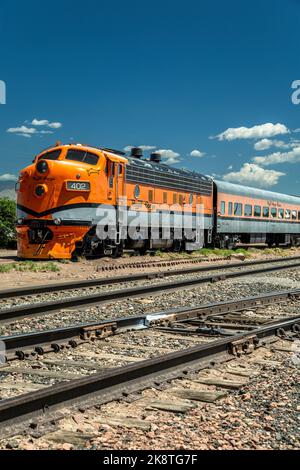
(244, 204), (252, 216)
(220, 201), (225, 215)
(254, 205), (261, 217)
(263, 207), (269, 218)
(38, 149), (61, 161)
(271, 208), (277, 218)
(66, 149), (99, 165)
(234, 203), (242, 216)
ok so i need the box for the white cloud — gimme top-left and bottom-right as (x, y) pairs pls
(31, 119), (49, 126)
(253, 138), (297, 151)
(7, 120), (61, 138)
(138, 145), (156, 151)
(190, 149), (206, 157)
(124, 145), (156, 152)
(253, 146), (300, 166)
(158, 149), (181, 165)
(223, 163), (285, 187)
(31, 119), (62, 129)
(7, 126), (37, 135)
(0, 173), (18, 181)
(227, 165), (233, 170)
(216, 123), (290, 141)
(48, 122), (62, 129)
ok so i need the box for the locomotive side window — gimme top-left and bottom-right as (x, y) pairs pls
(220, 201), (225, 215)
(66, 149), (99, 165)
(189, 194), (193, 205)
(278, 209), (284, 219)
(38, 149), (61, 161)
(228, 202), (233, 215)
(271, 208), (277, 218)
(179, 194), (184, 205)
(134, 185), (140, 199)
(254, 205), (261, 217)
(163, 192), (168, 203)
(234, 203), (242, 216)
(244, 204), (252, 216)
(263, 207), (269, 218)
(173, 193), (177, 204)
(149, 190), (153, 202)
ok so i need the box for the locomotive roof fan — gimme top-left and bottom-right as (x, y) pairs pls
(150, 152), (161, 163)
(131, 147), (143, 158)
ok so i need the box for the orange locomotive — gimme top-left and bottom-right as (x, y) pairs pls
(16, 144), (214, 259)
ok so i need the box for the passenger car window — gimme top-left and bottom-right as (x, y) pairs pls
(285, 209), (291, 219)
(254, 205), (261, 217)
(271, 208), (277, 218)
(220, 201), (226, 215)
(66, 149), (99, 165)
(244, 204), (252, 216)
(292, 210), (297, 220)
(298, 211), (300, 220)
(278, 209), (284, 219)
(228, 202), (233, 215)
(38, 149), (61, 161)
(263, 207), (269, 218)
(234, 203), (242, 216)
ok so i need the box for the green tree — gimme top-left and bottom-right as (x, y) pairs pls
(0, 198), (17, 248)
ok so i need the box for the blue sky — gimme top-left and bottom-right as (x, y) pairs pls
(0, 0), (300, 194)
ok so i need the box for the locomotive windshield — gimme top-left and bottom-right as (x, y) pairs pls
(65, 149), (99, 165)
(37, 149), (61, 161)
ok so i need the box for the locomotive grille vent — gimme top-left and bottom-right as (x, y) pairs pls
(126, 157), (212, 196)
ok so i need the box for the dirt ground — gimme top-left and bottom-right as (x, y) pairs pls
(0, 248), (300, 290)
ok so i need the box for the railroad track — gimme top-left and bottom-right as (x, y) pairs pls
(0, 289), (299, 440)
(1, 254), (298, 301)
(97, 254), (232, 271)
(0, 256), (300, 324)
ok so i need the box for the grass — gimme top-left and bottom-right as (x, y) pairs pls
(0, 261), (60, 273)
(153, 247), (252, 259)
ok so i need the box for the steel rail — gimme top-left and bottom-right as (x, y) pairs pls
(0, 255), (299, 300)
(0, 314), (298, 432)
(0, 259), (300, 324)
(1, 288), (299, 360)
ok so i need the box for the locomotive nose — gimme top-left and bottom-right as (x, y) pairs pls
(36, 160), (49, 174)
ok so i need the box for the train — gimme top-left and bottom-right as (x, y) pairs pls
(16, 143), (300, 259)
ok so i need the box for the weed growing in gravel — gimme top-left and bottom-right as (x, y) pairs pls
(0, 261), (60, 273)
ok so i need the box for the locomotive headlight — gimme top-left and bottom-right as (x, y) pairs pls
(17, 218), (24, 225)
(35, 184), (48, 197)
(53, 218), (61, 226)
(36, 160), (49, 174)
